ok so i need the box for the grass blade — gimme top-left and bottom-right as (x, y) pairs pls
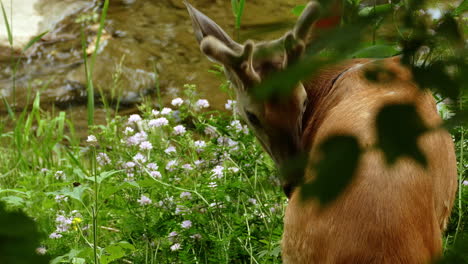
(0, 0), (13, 46)
(22, 31), (48, 52)
(2, 97), (14, 120)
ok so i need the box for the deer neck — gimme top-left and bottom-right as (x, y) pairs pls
(301, 58), (373, 150)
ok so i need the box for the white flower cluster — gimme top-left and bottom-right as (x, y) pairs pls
(148, 117), (169, 128)
(171, 98), (184, 107)
(137, 195), (152, 206)
(97, 152), (111, 166)
(126, 131), (148, 146)
(49, 210), (81, 239)
(195, 99), (209, 110)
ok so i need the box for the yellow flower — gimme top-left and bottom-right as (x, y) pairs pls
(72, 217), (82, 230)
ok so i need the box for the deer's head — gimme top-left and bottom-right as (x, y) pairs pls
(186, 1), (321, 168)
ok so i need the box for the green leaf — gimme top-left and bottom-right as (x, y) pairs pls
(48, 185), (91, 203)
(443, 109), (468, 129)
(85, 170), (121, 184)
(50, 249), (84, 264)
(101, 183), (128, 199)
(453, 0), (468, 16)
(358, 3), (393, 17)
(436, 15), (464, 46)
(124, 181), (140, 189)
(437, 235), (468, 263)
(351, 44), (400, 58)
(411, 61), (460, 100)
(0, 1), (13, 46)
(22, 31), (48, 52)
(231, 0), (238, 14)
(376, 103), (428, 166)
(100, 242), (134, 264)
(292, 5), (306, 16)
(301, 135), (361, 206)
(0, 196), (25, 207)
(0, 202), (50, 264)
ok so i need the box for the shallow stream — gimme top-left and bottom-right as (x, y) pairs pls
(0, 0), (302, 135)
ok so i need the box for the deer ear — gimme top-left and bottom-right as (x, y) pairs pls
(185, 1), (242, 52)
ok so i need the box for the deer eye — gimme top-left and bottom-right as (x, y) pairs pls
(303, 98), (308, 110)
(245, 110), (261, 127)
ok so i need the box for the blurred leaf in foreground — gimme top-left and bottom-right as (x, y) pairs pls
(452, 0), (468, 16)
(301, 135), (361, 206)
(436, 234), (468, 263)
(376, 103), (428, 167)
(0, 202), (50, 264)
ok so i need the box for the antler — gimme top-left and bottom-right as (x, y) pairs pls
(200, 37), (260, 86)
(283, 1), (321, 66)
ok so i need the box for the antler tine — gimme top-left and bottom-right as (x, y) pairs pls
(294, 1), (321, 41)
(240, 40), (261, 84)
(284, 32), (305, 66)
(280, 1), (320, 67)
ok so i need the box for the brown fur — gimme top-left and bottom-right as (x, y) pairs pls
(283, 57), (457, 263)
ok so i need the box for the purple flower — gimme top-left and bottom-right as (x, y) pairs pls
(148, 117), (169, 128)
(211, 166), (224, 178)
(55, 171), (65, 180)
(147, 163), (159, 170)
(181, 220), (192, 229)
(190, 234), (202, 240)
(126, 131), (148, 146)
(194, 140), (206, 152)
(149, 171), (162, 179)
(137, 195), (152, 206)
(36, 246), (47, 255)
(204, 126), (218, 138)
(165, 146), (176, 154)
(180, 192), (192, 199)
(173, 125), (186, 135)
(124, 127), (134, 135)
(166, 160), (177, 171)
(195, 99), (209, 109)
(171, 98), (184, 107)
(161, 107), (172, 115)
(55, 195), (68, 203)
(170, 243), (182, 251)
(97, 153), (111, 166)
(182, 164), (193, 170)
(229, 120), (243, 133)
(133, 153), (147, 164)
(225, 100), (236, 110)
(127, 114), (142, 124)
(124, 161), (136, 169)
(139, 141), (153, 151)
(49, 232), (62, 239)
(248, 198), (257, 205)
(86, 135), (97, 145)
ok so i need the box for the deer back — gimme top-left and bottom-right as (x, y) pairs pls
(281, 56), (457, 263)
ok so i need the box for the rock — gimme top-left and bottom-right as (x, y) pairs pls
(0, 0), (93, 49)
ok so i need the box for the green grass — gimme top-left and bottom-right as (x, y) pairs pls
(0, 84), (286, 263)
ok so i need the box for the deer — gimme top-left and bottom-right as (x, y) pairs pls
(185, 1), (458, 263)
